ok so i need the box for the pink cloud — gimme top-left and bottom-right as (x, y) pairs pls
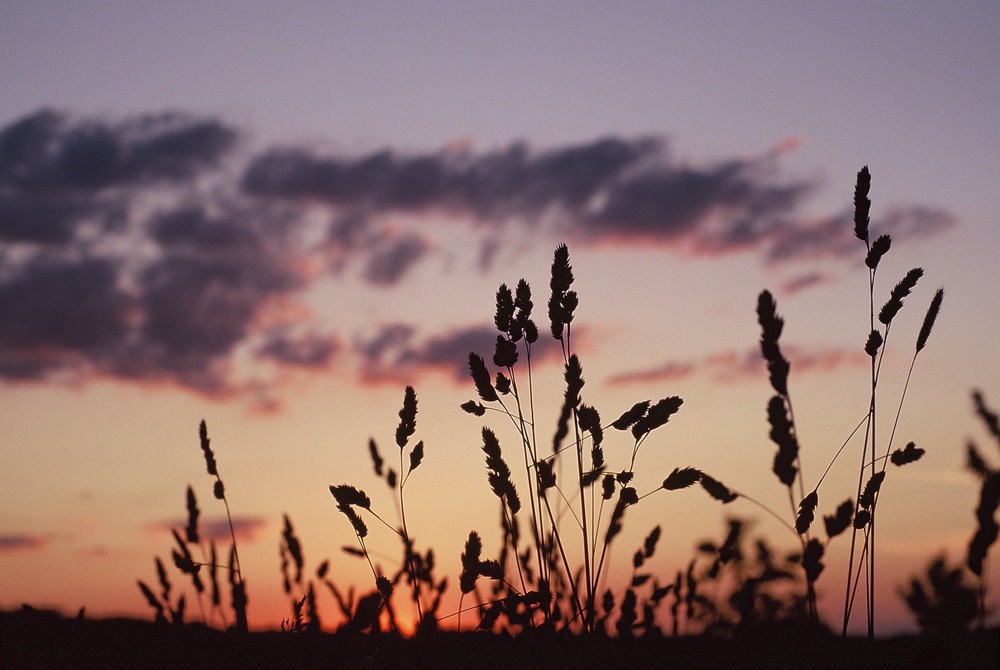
(150, 515), (269, 544)
(355, 323), (572, 387)
(780, 271), (831, 296)
(605, 345), (867, 387)
(605, 361), (697, 386)
(0, 534), (45, 553)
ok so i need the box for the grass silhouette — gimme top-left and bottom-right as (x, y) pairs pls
(457, 243), (708, 634)
(746, 167), (944, 640)
(138, 421), (247, 632)
(104, 167), (1000, 668)
(965, 390), (1000, 628)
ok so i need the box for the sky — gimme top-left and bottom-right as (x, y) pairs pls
(1, 1), (999, 635)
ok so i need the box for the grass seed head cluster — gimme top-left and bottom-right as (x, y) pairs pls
(138, 167), (998, 639)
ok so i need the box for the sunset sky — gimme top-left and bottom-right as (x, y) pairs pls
(2, 1), (999, 635)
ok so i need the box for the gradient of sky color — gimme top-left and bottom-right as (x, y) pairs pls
(1, 1), (998, 635)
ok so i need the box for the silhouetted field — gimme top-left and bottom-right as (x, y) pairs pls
(7, 169), (996, 668)
(3, 608), (998, 670)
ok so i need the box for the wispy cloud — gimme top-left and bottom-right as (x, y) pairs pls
(779, 271), (831, 296)
(152, 515), (268, 544)
(362, 232), (432, 286)
(763, 207), (955, 265)
(0, 109), (955, 403)
(0, 533), (45, 553)
(256, 329), (340, 368)
(355, 323), (567, 384)
(606, 345), (867, 386)
(243, 137), (663, 218)
(604, 361), (697, 386)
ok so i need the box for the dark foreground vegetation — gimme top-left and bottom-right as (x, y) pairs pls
(2, 607), (998, 670)
(5, 168), (998, 668)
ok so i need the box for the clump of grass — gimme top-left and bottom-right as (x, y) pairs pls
(328, 385), (445, 633)
(134, 167), (961, 643)
(459, 244), (736, 634)
(456, 530), (503, 631)
(743, 167), (942, 640)
(965, 391), (1000, 627)
(684, 517), (814, 636)
(901, 555), (980, 637)
(138, 421), (247, 632)
(610, 525), (677, 638)
(198, 420), (248, 632)
(279, 513), (328, 633)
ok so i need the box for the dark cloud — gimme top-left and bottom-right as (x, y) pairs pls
(0, 111), (328, 397)
(140, 255), (281, 357)
(111, 257), (262, 392)
(0, 201), (314, 394)
(0, 533), (45, 552)
(396, 326), (499, 374)
(245, 137), (956, 267)
(0, 109), (236, 193)
(114, 202), (316, 392)
(244, 137), (827, 257)
(0, 192), (91, 243)
(356, 323), (417, 364)
(321, 215), (433, 286)
(587, 161), (809, 246)
(0, 258), (131, 351)
(363, 233), (431, 286)
(256, 329), (340, 367)
(0, 109), (236, 253)
(0, 257), (136, 382)
(356, 324), (493, 383)
(243, 137), (660, 218)
(763, 207), (955, 265)
(328, 213), (370, 250)
(0, 109), (956, 403)
(149, 206), (259, 250)
(356, 323), (565, 383)
(877, 206), (956, 237)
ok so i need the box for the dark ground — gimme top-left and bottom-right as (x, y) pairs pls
(2, 608), (998, 669)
